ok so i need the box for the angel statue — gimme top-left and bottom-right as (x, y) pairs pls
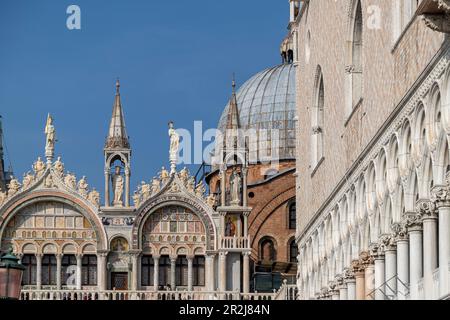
(77, 176), (89, 198)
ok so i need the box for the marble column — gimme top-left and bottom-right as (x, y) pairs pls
(364, 263), (375, 300)
(408, 221), (423, 299)
(345, 277), (356, 300)
(385, 244), (397, 298)
(187, 255), (194, 291)
(130, 251), (140, 291)
(170, 256), (177, 290)
(205, 253), (215, 292)
(153, 255), (160, 291)
(395, 228), (409, 300)
(374, 253), (385, 300)
(418, 200), (438, 299)
(355, 271), (365, 300)
(125, 167), (130, 207)
(331, 290), (340, 300)
(431, 185), (450, 298)
(56, 254), (62, 290)
(76, 254), (83, 290)
(242, 252), (250, 294)
(104, 169), (110, 207)
(36, 254), (43, 290)
(219, 252), (227, 292)
(338, 283), (348, 300)
(97, 251), (108, 291)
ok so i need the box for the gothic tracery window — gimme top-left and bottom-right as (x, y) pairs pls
(288, 201), (296, 230)
(311, 67), (324, 169)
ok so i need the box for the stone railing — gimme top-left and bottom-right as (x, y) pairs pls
(274, 280), (299, 300)
(220, 235), (251, 251)
(20, 289), (276, 301)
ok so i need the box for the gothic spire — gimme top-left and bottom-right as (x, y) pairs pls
(226, 73), (240, 131)
(105, 79), (130, 149)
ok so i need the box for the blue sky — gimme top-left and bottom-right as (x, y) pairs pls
(0, 0), (289, 194)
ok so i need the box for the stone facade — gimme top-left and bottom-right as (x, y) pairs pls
(294, 0), (450, 300)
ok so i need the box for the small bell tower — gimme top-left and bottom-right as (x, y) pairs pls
(215, 76), (252, 294)
(103, 79), (132, 208)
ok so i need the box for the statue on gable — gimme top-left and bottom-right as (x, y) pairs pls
(168, 121), (180, 173)
(33, 157), (46, 178)
(195, 181), (206, 197)
(7, 177), (21, 197)
(88, 188), (100, 207)
(229, 168), (241, 206)
(112, 166), (124, 207)
(78, 176), (89, 198)
(64, 172), (77, 190)
(159, 167), (170, 185)
(141, 181), (151, 200)
(133, 191), (141, 208)
(22, 172), (35, 189)
(54, 156), (65, 177)
(151, 177), (161, 195)
(170, 181), (180, 193)
(186, 177), (195, 193)
(206, 193), (216, 207)
(0, 191), (6, 206)
(179, 167), (189, 184)
(44, 174), (54, 188)
(44, 114), (56, 160)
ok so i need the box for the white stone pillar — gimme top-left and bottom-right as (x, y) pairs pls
(205, 253), (215, 292)
(364, 263), (375, 300)
(396, 232), (409, 300)
(130, 252), (140, 291)
(374, 254), (385, 300)
(56, 254), (62, 290)
(104, 169), (110, 207)
(219, 252), (227, 292)
(76, 254), (82, 290)
(339, 283), (348, 300)
(408, 224), (423, 299)
(153, 255), (160, 291)
(422, 211), (438, 299)
(431, 186), (450, 298)
(36, 254), (43, 290)
(385, 245), (397, 298)
(345, 277), (356, 300)
(243, 252), (250, 294)
(125, 167), (130, 207)
(170, 256), (177, 290)
(187, 255), (194, 291)
(97, 251), (108, 291)
(355, 270), (365, 300)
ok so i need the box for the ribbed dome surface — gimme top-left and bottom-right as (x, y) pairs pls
(217, 63), (296, 161)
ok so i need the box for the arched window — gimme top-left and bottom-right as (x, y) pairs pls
(311, 67), (324, 169)
(260, 237), (277, 262)
(82, 255), (97, 286)
(289, 239), (298, 263)
(193, 256), (205, 286)
(351, 0), (363, 108)
(61, 255), (77, 286)
(141, 255), (155, 286)
(41, 254), (57, 286)
(21, 255), (37, 285)
(288, 201), (296, 229)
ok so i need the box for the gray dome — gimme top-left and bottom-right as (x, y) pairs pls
(217, 63), (297, 161)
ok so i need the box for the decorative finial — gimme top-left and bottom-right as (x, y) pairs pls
(232, 73), (236, 94)
(116, 78), (120, 95)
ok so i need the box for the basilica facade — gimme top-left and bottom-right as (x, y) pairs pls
(293, 0), (450, 300)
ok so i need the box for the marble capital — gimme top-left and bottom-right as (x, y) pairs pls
(416, 199), (437, 220)
(431, 184), (450, 208)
